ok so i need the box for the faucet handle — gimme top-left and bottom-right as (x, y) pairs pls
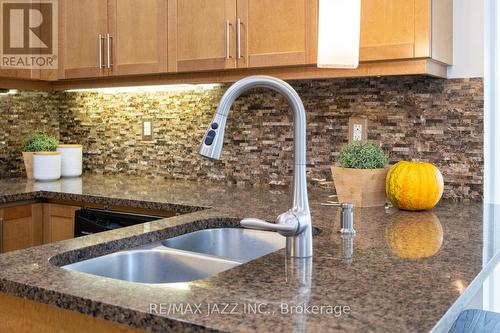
(241, 216), (299, 236)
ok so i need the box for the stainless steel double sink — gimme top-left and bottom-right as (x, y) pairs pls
(63, 228), (285, 284)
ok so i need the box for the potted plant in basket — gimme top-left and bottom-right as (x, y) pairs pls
(21, 133), (59, 180)
(331, 141), (389, 207)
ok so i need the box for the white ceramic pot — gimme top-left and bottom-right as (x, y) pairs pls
(57, 144), (83, 177)
(33, 152), (61, 181)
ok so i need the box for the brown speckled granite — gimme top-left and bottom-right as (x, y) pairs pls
(0, 174), (483, 333)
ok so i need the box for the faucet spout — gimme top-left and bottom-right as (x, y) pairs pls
(199, 76), (312, 258)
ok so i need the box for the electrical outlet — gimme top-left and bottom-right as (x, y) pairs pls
(142, 119), (153, 141)
(348, 117), (368, 143)
(353, 124), (363, 141)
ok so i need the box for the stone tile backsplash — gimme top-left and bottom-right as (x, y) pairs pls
(0, 76), (483, 200)
(0, 91), (60, 178)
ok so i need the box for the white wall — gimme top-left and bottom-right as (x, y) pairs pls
(447, 0), (484, 78)
(484, 0), (500, 205)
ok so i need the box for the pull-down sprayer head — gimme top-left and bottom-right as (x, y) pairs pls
(199, 112), (227, 160)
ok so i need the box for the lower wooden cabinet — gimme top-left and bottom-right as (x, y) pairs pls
(42, 204), (80, 244)
(0, 203), (79, 253)
(0, 292), (148, 333)
(0, 204), (43, 253)
(0, 202), (172, 253)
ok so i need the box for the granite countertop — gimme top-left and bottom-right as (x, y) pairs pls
(0, 174), (485, 333)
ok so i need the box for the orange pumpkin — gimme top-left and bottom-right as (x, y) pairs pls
(386, 161), (444, 211)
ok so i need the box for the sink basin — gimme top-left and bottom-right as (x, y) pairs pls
(161, 228), (286, 262)
(62, 227), (285, 284)
(63, 248), (239, 284)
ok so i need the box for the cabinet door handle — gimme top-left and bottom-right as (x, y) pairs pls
(106, 33), (113, 69)
(236, 18), (241, 59)
(0, 219), (4, 253)
(225, 20), (232, 60)
(98, 34), (105, 68)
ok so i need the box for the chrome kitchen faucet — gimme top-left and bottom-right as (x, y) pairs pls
(199, 76), (313, 258)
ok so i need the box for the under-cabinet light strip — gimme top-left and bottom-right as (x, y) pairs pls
(0, 89), (19, 95)
(65, 84), (222, 94)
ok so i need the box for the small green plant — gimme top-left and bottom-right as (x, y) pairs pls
(339, 141), (388, 169)
(21, 132), (59, 152)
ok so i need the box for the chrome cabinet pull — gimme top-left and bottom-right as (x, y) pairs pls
(106, 33), (113, 69)
(236, 18), (241, 59)
(225, 20), (231, 60)
(98, 34), (105, 68)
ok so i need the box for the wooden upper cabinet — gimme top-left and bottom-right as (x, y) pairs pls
(0, 68), (36, 80)
(59, 0), (168, 79)
(360, 0), (452, 64)
(360, 0), (417, 61)
(0, 204), (43, 253)
(55, 0), (451, 81)
(59, 0), (108, 79)
(168, 0), (317, 72)
(0, 1), (54, 80)
(238, 0), (317, 68)
(108, 0), (168, 76)
(168, 0), (237, 72)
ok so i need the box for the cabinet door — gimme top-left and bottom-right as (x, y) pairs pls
(43, 204), (80, 243)
(0, 204), (43, 253)
(168, 0), (237, 72)
(237, 0), (317, 68)
(59, 0), (108, 79)
(360, 0), (431, 61)
(108, 0), (168, 76)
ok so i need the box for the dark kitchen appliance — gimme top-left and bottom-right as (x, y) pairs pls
(74, 208), (163, 237)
